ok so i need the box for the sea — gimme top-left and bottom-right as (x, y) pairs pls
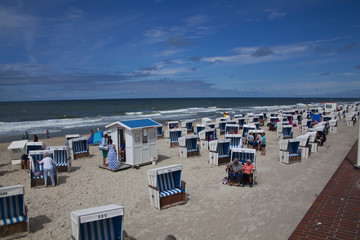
(0, 97), (358, 143)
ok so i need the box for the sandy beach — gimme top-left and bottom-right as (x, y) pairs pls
(0, 118), (358, 240)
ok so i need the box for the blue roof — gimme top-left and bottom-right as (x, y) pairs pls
(120, 119), (161, 129)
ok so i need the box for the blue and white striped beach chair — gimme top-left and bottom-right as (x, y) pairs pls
(279, 139), (302, 164)
(71, 204), (124, 240)
(225, 134), (243, 150)
(0, 185), (28, 238)
(70, 137), (89, 159)
(29, 150), (58, 188)
(165, 129), (182, 148)
(242, 124), (256, 137)
(282, 125), (293, 139)
(26, 142), (45, 153)
(199, 129), (216, 150)
(231, 148), (256, 184)
(217, 121), (226, 135)
(48, 146), (71, 172)
(209, 139), (230, 165)
(167, 121), (179, 130)
(225, 124), (239, 134)
(147, 164), (186, 210)
(196, 124), (205, 135)
(179, 136), (199, 158)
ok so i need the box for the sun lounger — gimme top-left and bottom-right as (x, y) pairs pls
(0, 185), (28, 238)
(148, 164), (186, 210)
(71, 204), (124, 240)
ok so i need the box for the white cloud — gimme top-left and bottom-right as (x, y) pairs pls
(263, 9), (287, 20)
(143, 28), (168, 44)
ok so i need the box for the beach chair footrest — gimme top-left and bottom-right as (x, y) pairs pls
(74, 152), (89, 159)
(217, 156), (230, 165)
(160, 192), (187, 210)
(0, 219), (28, 238)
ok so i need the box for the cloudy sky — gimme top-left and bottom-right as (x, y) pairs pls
(0, 0), (359, 101)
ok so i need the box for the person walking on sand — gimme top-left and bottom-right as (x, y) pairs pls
(46, 129), (50, 138)
(38, 152), (56, 187)
(107, 139), (118, 170)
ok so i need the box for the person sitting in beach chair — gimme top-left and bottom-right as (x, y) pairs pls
(120, 142), (126, 161)
(242, 159), (254, 187)
(21, 153), (30, 170)
(226, 158), (242, 186)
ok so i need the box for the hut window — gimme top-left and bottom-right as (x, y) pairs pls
(142, 129), (148, 143)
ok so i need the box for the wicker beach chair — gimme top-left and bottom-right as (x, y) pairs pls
(0, 185), (29, 238)
(69, 137), (89, 159)
(179, 135), (199, 158)
(279, 139), (302, 164)
(209, 139), (230, 165)
(48, 146), (71, 172)
(148, 164), (186, 210)
(165, 129), (182, 148)
(71, 204), (124, 240)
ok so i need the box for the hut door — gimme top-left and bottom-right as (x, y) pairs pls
(142, 129), (149, 163)
(117, 129), (125, 161)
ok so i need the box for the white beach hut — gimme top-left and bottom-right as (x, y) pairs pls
(106, 118), (161, 167)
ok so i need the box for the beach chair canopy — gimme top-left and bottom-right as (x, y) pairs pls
(168, 121), (179, 129)
(242, 124), (256, 137)
(179, 136), (198, 152)
(157, 126), (163, 136)
(196, 124), (205, 135)
(225, 134), (243, 150)
(225, 124), (239, 134)
(26, 142), (45, 154)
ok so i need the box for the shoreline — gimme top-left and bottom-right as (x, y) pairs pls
(0, 118), (358, 239)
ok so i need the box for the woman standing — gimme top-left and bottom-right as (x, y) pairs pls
(38, 152), (56, 187)
(107, 139), (118, 170)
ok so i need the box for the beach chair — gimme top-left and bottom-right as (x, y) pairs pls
(209, 139), (230, 165)
(329, 119), (337, 133)
(165, 129), (182, 148)
(230, 148), (256, 184)
(258, 114), (264, 126)
(225, 124), (239, 134)
(279, 139), (302, 164)
(7, 140), (28, 165)
(225, 134), (243, 150)
(199, 129), (216, 150)
(70, 137), (90, 159)
(181, 120), (194, 135)
(238, 118), (245, 129)
(215, 121), (226, 135)
(305, 131), (318, 153)
(147, 164), (186, 210)
(48, 146), (71, 172)
(157, 125), (164, 139)
(296, 135), (311, 159)
(281, 125), (293, 140)
(195, 124), (206, 135)
(29, 150), (58, 188)
(66, 134), (81, 147)
(167, 121), (179, 130)
(301, 119), (312, 133)
(71, 204), (124, 240)
(346, 115), (355, 126)
(242, 124), (256, 138)
(206, 123), (216, 129)
(0, 185), (28, 238)
(253, 115), (259, 124)
(179, 136), (199, 158)
(268, 117), (278, 131)
(26, 142), (45, 153)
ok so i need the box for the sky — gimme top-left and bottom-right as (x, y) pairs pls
(0, 0), (359, 101)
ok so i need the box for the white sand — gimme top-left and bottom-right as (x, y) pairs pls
(0, 119), (358, 240)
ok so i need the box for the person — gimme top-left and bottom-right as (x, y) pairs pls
(247, 133), (254, 148)
(90, 129), (94, 135)
(226, 158), (242, 186)
(120, 142), (126, 161)
(38, 152), (56, 187)
(21, 154), (30, 170)
(101, 134), (109, 167)
(242, 159), (254, 187)
(33, 134), (39, 142)
(107, 139), (118, 170)
(25, 131), (29, 140)
(22, 133), (25, 139)
(253, 133), (261, 149)
(259, 132), (266, 155)
(46, 129), (50, 138)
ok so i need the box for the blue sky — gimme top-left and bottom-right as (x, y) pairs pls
(0, 0), (359, 101)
